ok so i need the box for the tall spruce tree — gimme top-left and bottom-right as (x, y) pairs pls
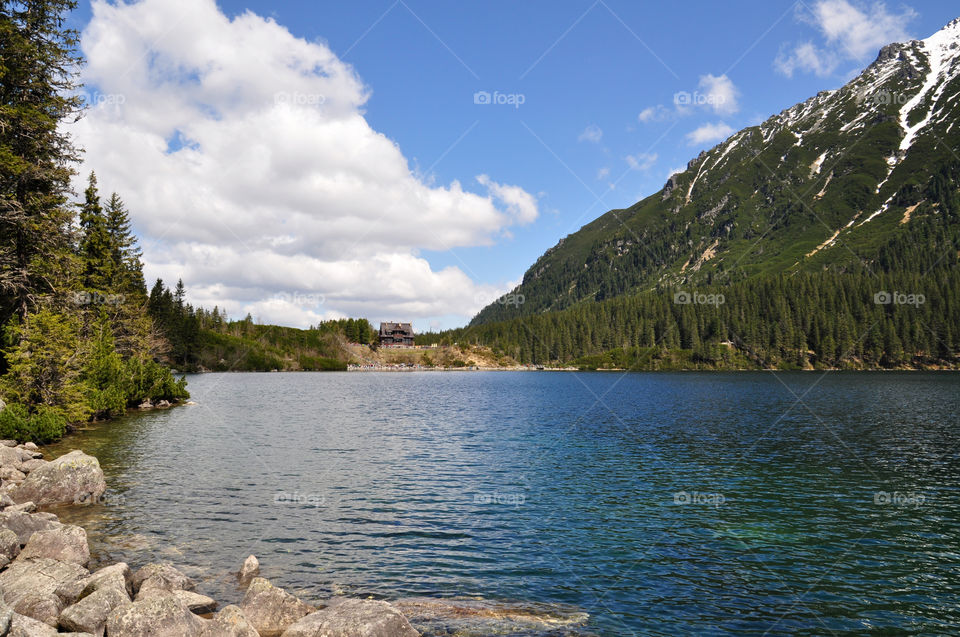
(0, 0), (83, 330)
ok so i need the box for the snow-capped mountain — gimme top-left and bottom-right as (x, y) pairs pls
(472, 18), (960, 325)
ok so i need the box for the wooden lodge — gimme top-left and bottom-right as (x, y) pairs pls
(379, 322), (415, 347)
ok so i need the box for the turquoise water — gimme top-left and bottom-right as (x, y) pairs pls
(48, 371), (960, 635)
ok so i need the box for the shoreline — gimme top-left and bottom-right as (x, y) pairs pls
(0, 442), (590, 636)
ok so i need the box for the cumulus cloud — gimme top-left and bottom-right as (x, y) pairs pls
(578, 124), (603, 143)
(637, 105), (669, 123)
(776, 0), (917, 77)
(625, 153), (658, 171)
(71, 0), (536, 328)
(685, 122), (735, 146)
(696, 74), (739, 115)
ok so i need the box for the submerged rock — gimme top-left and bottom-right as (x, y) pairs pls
(281, 598), (419, 637)
(393, 597), (591, 636)
(11, 450), (106, 507)
(239, 577), (314, 637)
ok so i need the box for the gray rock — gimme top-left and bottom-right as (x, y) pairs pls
(174, 590), (218, 615)
(9, 611), (59, 636)
(0, 558), (88, 620)
(239, 577), (314, 637)
(0, 440), (16, 447)
(0, 600), (11, 634)
(16, 448), (42, 462)
(0, 467), (26, 482)
(136, 573), (190, 601)
(78, 563), (133, 599)
(106, 595), (207, 637)
(19, 459), (47, 474)
(58, 586), (130, 635)
(23, 442), (39, 452)
(198, 605), (259, 637)
(0, 527), (21, 560)
(132, 563), (196, 593)
(0, 510), (62, 545)
(17, 524), (90, 566)
(0, 446), (23, 470)
(0, 492), (15, 508)
(7, 501), (37, 513)
(11, 450), (106, 507)
(237, 555), (259, 588)
(280, 599), (420, 637)
(11, 593), (61, 627)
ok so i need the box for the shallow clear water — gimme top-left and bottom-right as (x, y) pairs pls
(47, 371), (960, 635)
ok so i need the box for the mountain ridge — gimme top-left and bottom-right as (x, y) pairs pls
(471, 17), (960, 326)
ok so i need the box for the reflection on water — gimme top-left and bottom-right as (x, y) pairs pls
(46, 371), (960, 635)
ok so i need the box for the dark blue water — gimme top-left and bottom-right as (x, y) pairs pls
(49, 371), (960, 635)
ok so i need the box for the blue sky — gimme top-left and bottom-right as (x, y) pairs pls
(67, 1), (959, 330)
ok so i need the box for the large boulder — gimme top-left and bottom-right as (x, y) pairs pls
(20, 459), (48, 474)
(0, 510), (61, 544)
(106, 595), (207, 637)
(11, 450), (106, 507)
(0, 558), (88, 623)
(17, 524), (90, 566)
(0, 446), (22, 471)
(199, 605), (259, 637)
(237, 555), (259, 588)
(239, 577), (314, 637)
(132, 563), (195, 593)
(8, 611), (59, 636)
(58, 586), (130, 635)
(78, 563), (133, 599)
(280, 599), (420, 637)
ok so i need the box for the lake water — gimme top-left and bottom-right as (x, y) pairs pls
(47, 371), (960, 635)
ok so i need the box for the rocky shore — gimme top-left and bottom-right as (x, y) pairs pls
(0, 441), (426, 636)
(0, 442), (590, 637)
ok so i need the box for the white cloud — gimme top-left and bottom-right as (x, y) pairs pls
(578, 124), (603, 143)
(596, 167), (611, 180)
(625, 153), (658, 171)
(638, 105), (670, 123)
(685, 122), (735, 146)
(697, 74), (740, 115)
(776, 0), (916, 77)
(72, 0), (536, 328)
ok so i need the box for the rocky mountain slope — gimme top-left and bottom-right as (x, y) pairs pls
(473, 18), (960, 326)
